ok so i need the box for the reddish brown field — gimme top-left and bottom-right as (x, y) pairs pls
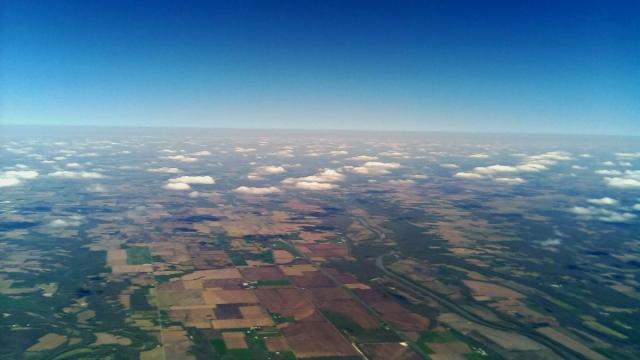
(354, 289), (429, 331)
(239, 265), (286, 281)
(289, 270), (334, 288)
(255, 288), (315, 319)
(281, 320), (356, 358)
(321, 299), (380, 329)
(361, 343), (422, 360)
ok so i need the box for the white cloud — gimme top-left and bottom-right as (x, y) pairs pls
(0, 169), (39, 187)
(602, 161), (615, 166)
(167, 175), (215, 184)
(48, 217), (82, 227)
(571, 165), (587, 170)
(569, 206), (636, 223)
(66, 162), (81, 168)
(615, 152), (640, 160)
(469, 153), (490, 159)
(163, 182), (191, 190)
(595, 169), (622, 176)
(348, 155), (378, 161)
(163, 155), (198, 162)
(235, 147), (256, 153)
(330, 150), (348, 156)
(48, 171), (103, 179)
(493, 177), (525, 185)
(603, 170), (640, 189)
(347, 161), (401, 175)
(147, 167), (182, 173)
(587, 197), (618, 206)
(294, 181), (337, 191)
(388, 179), (415, 185)
(233, 186), (281, 195)
(283, 169), (345, 185)
(605, 177), (640, 189)
(454, 172), (485, 179)
(87, 184), (107, 193)
(540, 238), (561, 247)
(633, 203), (640, 211)
(191, 150), (211, 156)
(440, 163), (459, 169)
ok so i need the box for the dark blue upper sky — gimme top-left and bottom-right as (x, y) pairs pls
(2, 0), (638, 134)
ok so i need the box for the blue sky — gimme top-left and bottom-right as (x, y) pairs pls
(1, 0), (639, 134)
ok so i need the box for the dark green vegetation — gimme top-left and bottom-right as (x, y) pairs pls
(126, 246), (152, 265)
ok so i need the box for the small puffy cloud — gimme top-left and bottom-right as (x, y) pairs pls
(168, 175), (215, 184)
(615, 152), (640, 160)
(469, 153), (490, 159)
(605, 177), (640, 189)
(191, 150), (211, 156)
(66, 162), (81, 168)
(603, 170), (640, 189)
(388, 179), (415, 186)
(147, 167), (182, 173)
(294, 181), (337, 191)
(408, 174), (428, 179)
(633, 203), (640, 211)
(48, 171), (103, 179)
(572, 165), (587, 170)
(347, 161), (401, 175)
(247, 165), (287, 180)
(163, 155), (198, 162)
(493, 177), (525, 185)
(587, 197), (618, 206)
(283, 169), (345, 185)
(163, 182), (191, 190)
(48, 216), (82, 228)
(234, 186), (280, 195)
(595, 169), (622, 176)
(454, 172), (485, 179)
(540, 238), (561, 247)
(0, 169), (39, 187)
(473, 165), (519, 174)
(601, 161), (615, 166)
(569, 206), (636, 223)
(440, 163), (459, 169)
(599, 212), (636, 223)
(330, 150), (348, 156)
(235, 147), (256, 153)
(348, 155), (378, 161)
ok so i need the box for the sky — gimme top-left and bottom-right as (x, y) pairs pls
(1, 0), (639, 135)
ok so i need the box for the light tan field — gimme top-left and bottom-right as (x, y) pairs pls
(463, 280), (525, 300)
(26, 333), (67, 352)
(222, 332), (248, 349)
(537, 327), (607, 360)
(203, 289), (258, 305)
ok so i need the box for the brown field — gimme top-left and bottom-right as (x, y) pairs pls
(279, 264), (316, 276)
(290, 270), (334, 288)
(273, 249), (295, 264)
(536, 327), (607, 360)
(281, 321), (356, 358)
(157, 289), (205, 308)
(107, 249), (128, 266)
(92, 333), (132, 346)
(307, 287), (351, 304)
(239, 265), (286, 281)
(299, 231), (336, 242)
(161, 326), (196, 360)
(170, 307), (216, 328)
(296, 243), (349, 258)
(26, 333), (68, 352)
(320, 299), (380, 329)
(463, 280), (525, 300)
(202, 289), (258, 305)
(239, 305), (270, 319)
(354, 289), (429, 331)
(222, 332), (248, 349)
(361, 343), (422, 360)
(202, 278), (244, 289)
(211, 317), (274, 329)
(112, 264), (154, 273)
(265, 336), (290, 352)
(255, 288), (315, 319)
(182, 268), (242, 281)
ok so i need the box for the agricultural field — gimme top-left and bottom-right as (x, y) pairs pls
(1, 129), (639, 359)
